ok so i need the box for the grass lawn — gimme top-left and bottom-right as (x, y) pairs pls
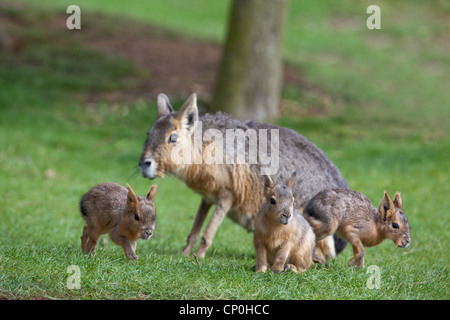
(0, 1), (448, 300)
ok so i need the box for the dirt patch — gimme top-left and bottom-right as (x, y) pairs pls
(45, 10), (308, 104)
(1, 5), (310, 107)
(89, 33), (223, 103)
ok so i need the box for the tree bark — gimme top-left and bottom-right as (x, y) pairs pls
(211, 0), (289, 122)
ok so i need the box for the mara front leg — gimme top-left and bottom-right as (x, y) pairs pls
(111, 231), (138, 260)
(347, 235), (365, 268)
(120, 238), (139, 260)
(195, 195), (233, 258)
(254, 241), (268, 273)
(271, 244), (292, 274)
(181, 198), (212, 256)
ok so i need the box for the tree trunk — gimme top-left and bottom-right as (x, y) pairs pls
(211, 0), (289, 122)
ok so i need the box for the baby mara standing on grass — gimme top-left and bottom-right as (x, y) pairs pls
(303, 188), (411, 267)
(80, 182), (158, 260)
(254, 172), (316, 273)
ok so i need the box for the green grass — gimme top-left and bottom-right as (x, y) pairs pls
(0, 1), (449, 300)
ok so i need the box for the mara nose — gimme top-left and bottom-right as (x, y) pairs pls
(142, 229), (153, 239)
(281, 212), (291, 219)
(140, 158), (152, 167)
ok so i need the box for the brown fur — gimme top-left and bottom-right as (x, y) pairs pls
(304, 188), (411, 267)
(80, 182), (158, 260)
(254, 172), (316, 273)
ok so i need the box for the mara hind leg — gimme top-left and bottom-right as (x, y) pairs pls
(315, 235), (336, 263)
(80, 223), (89, 252)
(300, 248), (315, 272)
(285, 256), (311, 273)
(284, 264), (299, 273)
(181, 199), (213, 256)
(288, 245), (314, 272)
(81, 224), (101, 255)
(305, 217), (339, 264)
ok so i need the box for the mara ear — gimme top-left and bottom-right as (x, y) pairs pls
(147, 184), (158, 202)
(378, 190), (395, 221)
(393, 192), (402, 210)
(157, 93), (174, 119)
(126, 183), (140, 215)
(176, 93), (198, 133)
(264, 175), (275, 197)
(286, 171), (297, 188)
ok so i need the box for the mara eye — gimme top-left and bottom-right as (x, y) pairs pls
(392, 222), (399, 229)
(270, 197), (276, 205)
(168, 133), (178, 144)
(134, 213), (140, 221)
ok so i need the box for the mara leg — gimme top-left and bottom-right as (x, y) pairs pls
(271, 244), (292, 274)
(290, 243), (314, 272)
(305, 217), (338, 264)
(304, 215), (333, 241)
(109, 230), (139, 260)
(195, 196), (233, 258)
(315, 235), (336, 262)
(181, 199), (212, 256)
(284, 264), (299, 273)
(80, 223), (89, 253)
(82, 225), (101, 255)
(254, 240), (268, 273)
(117, 237), (138, 260)
(347, 235), (365, 268)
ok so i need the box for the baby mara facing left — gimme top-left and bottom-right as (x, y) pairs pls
(80, 182), (158, 260)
